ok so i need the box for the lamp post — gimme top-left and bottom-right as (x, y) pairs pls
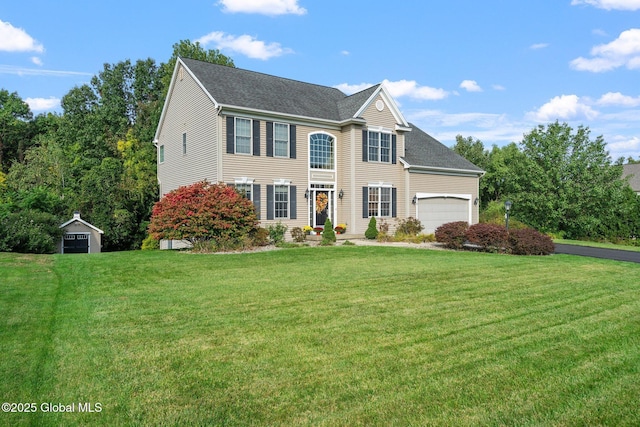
(504, 200), (512, 231)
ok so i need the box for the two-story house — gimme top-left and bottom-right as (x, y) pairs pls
(154, 58), (483, 243)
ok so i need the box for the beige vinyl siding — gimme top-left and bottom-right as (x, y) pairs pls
(360, 94), (398, 126)
(408, 172), (480, 225)
(157, 66), (218, 196)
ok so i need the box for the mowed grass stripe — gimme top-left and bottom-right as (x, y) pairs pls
(1, 247), (639, 426)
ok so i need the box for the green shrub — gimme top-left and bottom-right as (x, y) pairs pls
(0, 209), (63, 254)
(291, 227), (306, 243)
(342, 240), (356, 246)
(321, 219), (336, 245)
(267, 222), (288, 245)
(395, 217), (424, 237)
(435, 221), (469, 249)
(365, 217), (378, 239)
(141, 235), (160, 250)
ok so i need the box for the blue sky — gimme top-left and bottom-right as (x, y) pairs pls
(1, 0), (639, 160)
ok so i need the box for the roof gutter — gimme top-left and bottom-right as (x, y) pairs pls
(400, 158), (485, 177)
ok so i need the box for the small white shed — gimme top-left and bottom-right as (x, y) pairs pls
(58, 212), (104, 254)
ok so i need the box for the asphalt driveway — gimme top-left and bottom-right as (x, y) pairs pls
(554, 243), (640, 264)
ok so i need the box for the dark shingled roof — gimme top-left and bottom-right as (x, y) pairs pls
(623, 163), (640, 192)
(403, 123), (484, 173)
(182, 57), (368, 122)
(181, 58), (482, 173)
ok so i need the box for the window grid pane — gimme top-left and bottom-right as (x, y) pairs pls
(236, 118), (251, 154)
(368, 187), (379, 217)
(380, 187), (391, 216)
(275, 185), (289, 218)
(310, 134), (334, 170)
(236, 184), (252, 201)
(274, 123), (289, 157)
(380, 133), (390, 163)
(368, 132), (379, 162)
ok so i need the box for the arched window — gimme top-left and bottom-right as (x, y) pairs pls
(309, 133), (334, 170)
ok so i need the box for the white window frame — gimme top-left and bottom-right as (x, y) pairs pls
(309, 132), (335, 170)
(274, 122), (290, 158)
(274, 179), (291, 219)
(235, 117), (252, 155)
(368, 129), (392, 163)
(159, 145), (165, 163)
(234, 177), (255, 202)
(368, 184), (392, 217)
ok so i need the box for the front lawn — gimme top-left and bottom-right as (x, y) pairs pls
(2, 247), (640, 426)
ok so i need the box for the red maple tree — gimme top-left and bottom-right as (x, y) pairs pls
(148, 181), (258, 247)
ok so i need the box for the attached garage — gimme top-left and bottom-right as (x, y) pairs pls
(58, 212), (104, 254)
(415, 193), (472, 234)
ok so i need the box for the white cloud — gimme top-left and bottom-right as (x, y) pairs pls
(196, 31), (293, 60)
(607, 135), (640, 160)
(459, 80), (482, 92)
(530, 43), (549, 50)
(334, 83), (372, 94)
(527, 94), (600, 121)
(31, 56), (42, 66)
(25, 97), (60, 111)
(0, 65), (91, 77)
(340, 50), (350, 56)
(336, 79), (448, 101)
(383, 79), (448, 101)
(492, 84), (506, 91)
(0, 20), (44, 52)
(218, 0), (306, 15)
(597, 91), (640, 107)
(571, 28), (640, 72)
(571, 0), (640, 10)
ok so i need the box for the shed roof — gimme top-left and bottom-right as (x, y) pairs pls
(60, 212), (104, 234)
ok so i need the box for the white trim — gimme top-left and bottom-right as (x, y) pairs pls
(234, 177), (254, 184)
(353, 85), (409, 128)
(234, 117), (253, 155)
(59, 214), (104, 234)
(273, 178), (291, 185)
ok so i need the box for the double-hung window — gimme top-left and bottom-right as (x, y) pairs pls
(235, 118), (252, 154)
(159, 145), (165, 163)
(368, 131), (391, 163)
(368, 186), (392, 217)
(236, 183), (252, 201)
(274, 185), (289, 219)
(274, 123), (289, 157)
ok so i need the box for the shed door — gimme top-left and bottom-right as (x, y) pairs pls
(63, 234), (89, 254)
(418, 197), (469, 234)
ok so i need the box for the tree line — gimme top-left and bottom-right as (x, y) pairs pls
(0, 41), (234, 252)
(453, 123), (640, 242)
(1, 40), (638, 253)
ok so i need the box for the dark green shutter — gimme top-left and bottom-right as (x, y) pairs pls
(267, 185), (274, 220)
(226, 116), (235, 154)
(362, 187), (369, 218)
(266, 122), (274, 157)
(289, 125), (296, 159)
(253, 120), (260, 156)
(362, 130), (368, 162)
(392, 135), (397, 164)
(392, 188), (397, 218)
(290, 185), (297, 219)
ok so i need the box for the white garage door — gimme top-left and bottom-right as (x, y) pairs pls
(417, 197), (469, 234)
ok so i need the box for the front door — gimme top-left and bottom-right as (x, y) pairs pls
(312, 190), (333, 228)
